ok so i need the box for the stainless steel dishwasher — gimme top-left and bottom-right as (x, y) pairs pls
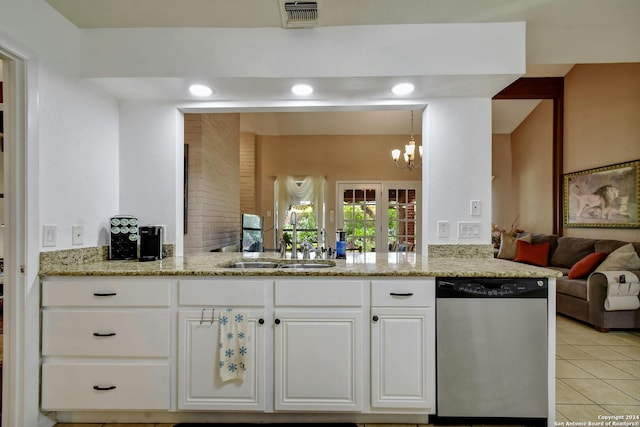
(436, 277), (548, 421)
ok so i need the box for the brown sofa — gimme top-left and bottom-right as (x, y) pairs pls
(525, 233), (640, 331)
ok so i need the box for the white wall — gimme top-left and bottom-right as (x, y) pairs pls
(423, 99), (493, 251)
(119, 101), (184, 247)
(38, 66), (119, 249)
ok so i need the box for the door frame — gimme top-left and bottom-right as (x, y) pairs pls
(1, 42), (36, 427)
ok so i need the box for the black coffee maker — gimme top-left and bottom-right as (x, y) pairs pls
(139, 226), (164, 261)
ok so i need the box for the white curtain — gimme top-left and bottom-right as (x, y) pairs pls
(276, 175), (325, 242)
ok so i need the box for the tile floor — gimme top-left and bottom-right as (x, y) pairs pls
(555, 314), (640, 422)
(55, 315), (640, 427)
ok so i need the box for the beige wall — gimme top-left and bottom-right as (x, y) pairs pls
(240, 132), (256, 215)
(491, 133), (515, 230)
(256, 134), (422, 248)
(564, 63), (640, 241)
(492, 63), (640, 241)
(511, 99), (554, 234)
(184, 113), (240, 253)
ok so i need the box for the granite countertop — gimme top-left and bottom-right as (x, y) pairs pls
(39, 251), (562, 278)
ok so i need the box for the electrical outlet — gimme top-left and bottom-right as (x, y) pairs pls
(470, 200), (481, 216)
(458, 221), (481, 238)
(43, 224), (57, 247)
(72, 225), (84, 245)
(437, 221), (449, 238)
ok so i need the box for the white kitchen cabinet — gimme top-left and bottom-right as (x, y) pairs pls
(40, 278), (172, 411)
(178, 308), (266, 411)
(177, 279), (269, 411)
(273, 279), (365, 412)
(370, 279), (435, 412)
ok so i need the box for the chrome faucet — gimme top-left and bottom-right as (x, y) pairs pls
(302, 241), (316, 259)
(279, 239), (286, 258)
(290, 211), (297, 259)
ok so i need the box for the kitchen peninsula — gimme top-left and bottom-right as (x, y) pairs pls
(39, 251), (559, 425)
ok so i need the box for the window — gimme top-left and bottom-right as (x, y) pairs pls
(275, 176), (326, 249)
(282, 201), (318, 247)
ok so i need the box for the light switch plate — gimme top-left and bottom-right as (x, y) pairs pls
(43, 224), (57, 247)
(437, 221), (449, 238)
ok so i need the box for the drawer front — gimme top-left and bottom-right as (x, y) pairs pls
(42, 279), (170, 307)
(179, 279), (267, 306)
(42, 310), (169, 357)
(41, 363), (170, 410)
(371, 280), (434, 307)
(275, 280), (364, 306)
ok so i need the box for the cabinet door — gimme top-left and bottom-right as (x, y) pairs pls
(274, 310), (362, 411)
(370, 307), (435, 411)
(178, 309), (266, 411)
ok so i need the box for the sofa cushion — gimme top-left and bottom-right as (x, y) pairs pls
(513, 240), (550, 267)
(551, 237), (596, 268)
(497, 232), (531, 260)
(594, 239), (629, 254)
(568, 252), (608, 279)
(596, 243), (640, 271)
(556, 277), (589, 300)
(530, 233), (558, 264)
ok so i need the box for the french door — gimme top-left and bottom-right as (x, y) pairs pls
(337, 182), (421, 253)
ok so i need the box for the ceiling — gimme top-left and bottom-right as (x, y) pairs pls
(43, 0), (639, 135)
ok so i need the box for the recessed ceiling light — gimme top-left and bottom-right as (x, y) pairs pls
(189, 84), (213, 97)
(291, 84), (314, 96)
(392, 83), (415, 95)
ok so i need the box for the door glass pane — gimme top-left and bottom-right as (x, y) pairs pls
(388, 188), (417, 251)
(343, 188), (377, 252)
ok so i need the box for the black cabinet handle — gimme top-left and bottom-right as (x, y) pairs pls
(93, 385), (116, 391)
(274, 318), (281, 325)
(372, 315), (379, 322)
(93, 332), (116, 337)
(258, 318), (265, 324)
(389, 292), (414, 297)
(93, 292), (117, 297)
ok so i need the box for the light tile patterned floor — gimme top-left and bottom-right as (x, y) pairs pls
(55, 315), (640, 427)
(556, 314), (640, 422)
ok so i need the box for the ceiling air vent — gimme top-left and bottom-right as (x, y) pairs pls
(279, 1), (320, 28)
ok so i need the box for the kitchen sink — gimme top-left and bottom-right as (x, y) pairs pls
(222, 261), (281, 269)
(278, 262), (335, 269)
(220, 260), (336, 269)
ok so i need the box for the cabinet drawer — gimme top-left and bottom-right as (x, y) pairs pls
(42, 279), (170, 307)
(371, 280), (434, 307)
(179, 279), (267, 306)
(275, 280), (364, 306)
(41, 363), (170, 410)
(42, 310), (170, 357)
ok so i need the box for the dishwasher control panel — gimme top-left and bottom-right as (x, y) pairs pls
(436, 277), (548, 298)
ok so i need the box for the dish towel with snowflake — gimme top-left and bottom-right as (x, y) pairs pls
(218, 308), (249, 382)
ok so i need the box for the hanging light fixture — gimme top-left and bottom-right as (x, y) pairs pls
(391, 110), (423, 171)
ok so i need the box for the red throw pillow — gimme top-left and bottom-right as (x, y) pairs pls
(514, 240), (550, 267)
(568, 252), (608, 279)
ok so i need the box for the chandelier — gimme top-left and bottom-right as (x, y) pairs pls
(391, 110), (423, 171)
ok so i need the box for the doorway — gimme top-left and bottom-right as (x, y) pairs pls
(0, 45), (30, 427)
(337, 181), (421, 253)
